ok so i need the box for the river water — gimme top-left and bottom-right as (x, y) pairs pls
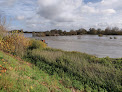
(24, 33), (122, 58)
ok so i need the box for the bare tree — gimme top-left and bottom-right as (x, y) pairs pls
(0, 15), (7, 37)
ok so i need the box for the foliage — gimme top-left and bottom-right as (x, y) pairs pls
(24, 48), (122, 92)
(98, 34), (103, 37)
(0, 15), (7, 34)
(0, 19), (121, 92)
(0, 15), (7, 46)
(28, 39), (47, 50)
(0, 51), (72, 92)
(0, 31), (30, 57)
(31, 27), (122, 37)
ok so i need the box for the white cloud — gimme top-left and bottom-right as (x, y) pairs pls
(101, 0), (119, 7)
(37, 0), (83, 22)
(101, 9), (116, 15)
(81, 5), (98, 14)
(17, 16), (25, 20)
(1, 0), (122, 31)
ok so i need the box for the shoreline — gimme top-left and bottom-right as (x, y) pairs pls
(31, 35), (122, 58)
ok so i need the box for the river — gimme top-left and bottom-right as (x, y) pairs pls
(24, 33), (122, 58)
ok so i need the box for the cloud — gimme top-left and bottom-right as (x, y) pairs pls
(0, 0), (122, 31)
(101, 9), (116, 15)
(0, 0), (17, 7)
(37, 0), (83, 22)
(81, 5), (98, 14)
(31, 0), (122, 30)
(101, 0), (120, 7)
(17, 16), (25, 20)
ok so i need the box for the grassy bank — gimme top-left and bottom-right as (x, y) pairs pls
(0, 51), (77, 92)
(24, 48), (122, 92)
(0, 32), (122, 92)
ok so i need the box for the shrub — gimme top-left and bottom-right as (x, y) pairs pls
(0, 32), (30, 57)
(24, 48), (122, 92)
(28, 39), (47, 50)
(98, 34), (103, 37)
(114, 37), (117, 39)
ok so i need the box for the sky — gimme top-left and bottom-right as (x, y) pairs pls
(0, 0), (122, 31)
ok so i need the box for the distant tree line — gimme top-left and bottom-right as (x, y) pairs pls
(12, 27), (122, 37)
(31, 27), (122, 37)
(9, 29), (24, 33)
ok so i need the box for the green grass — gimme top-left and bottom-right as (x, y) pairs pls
(0, 51), (75, 92)
(0, 47), (122, 92)
(1, 31), (122, 92)
(24, 48), (122, 92)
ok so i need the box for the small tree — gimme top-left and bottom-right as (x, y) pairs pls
(89, 28), (97, 34)
(0, 15), (7, 49)
(0, 15), (7, 36)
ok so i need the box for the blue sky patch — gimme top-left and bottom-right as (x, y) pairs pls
(84, 0), (101, 3)
(0, 0), (121, 31)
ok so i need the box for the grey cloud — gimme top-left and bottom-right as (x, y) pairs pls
(37, 0), (82, 23)
(0, 0), (17, 7)
(26, 0), (122, 30)
(37, 6), (62, 20)
(1, 0), (122, 31)
(54, 17), (75, 22)
(95, 22), (110, 29)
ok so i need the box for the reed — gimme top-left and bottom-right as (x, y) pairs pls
(24, 48), (122, 92)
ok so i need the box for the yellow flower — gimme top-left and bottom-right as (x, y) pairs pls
(3, 62), (6, 64)
(30, 86), (33, 89)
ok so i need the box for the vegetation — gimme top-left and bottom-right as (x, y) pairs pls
(29, 27), (122, 37)
(0, 32), (30, 57)
(0, 51), (74, 92)
(24, 48), (122, 92)
(0, 16), (122, 92)
(98, 34), (103, 37)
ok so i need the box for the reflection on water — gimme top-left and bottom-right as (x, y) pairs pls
(24, 33), (32, 38)
(24, 33), (122, 58)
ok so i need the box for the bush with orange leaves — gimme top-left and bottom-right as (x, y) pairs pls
(0, 31), (30, 57)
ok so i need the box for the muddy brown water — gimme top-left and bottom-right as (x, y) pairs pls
(24, 33), (122, 58)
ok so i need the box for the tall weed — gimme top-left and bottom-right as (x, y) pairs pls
(0, 32), (30, 57)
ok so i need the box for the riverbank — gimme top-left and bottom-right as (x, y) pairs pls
(0, 32), (122, 92)
(0, 47), (121, 92)
(24, 47), (122, 92)
(33, 35), (122, 58)
(0, 51), (75, 92)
